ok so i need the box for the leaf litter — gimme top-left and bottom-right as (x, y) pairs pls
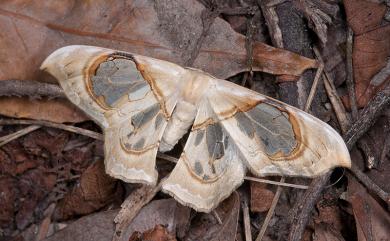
(0, 0), (390, 241)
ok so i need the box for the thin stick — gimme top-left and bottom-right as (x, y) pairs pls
(288, 172), (331, 241)
(255, 177), (285, 241)
(350, 165), (390, 205)
(313, 47), (350, 134)
(112, 182), (162, 241)
(346, 27), (359, 121)
(213, 210), (223, 225)
(0, 80), (64, 99)
(242, 200), (252, 241)
(157, 153), (179, 163)
(0, 125), (41, 147)
(258, 0), (283, 48)
(304, 62), (324, 112)
(0, 119), (103, 141)
(344, 84), (390, 148)
(244, 177), (308, 189)
(266, 0), (288, 7)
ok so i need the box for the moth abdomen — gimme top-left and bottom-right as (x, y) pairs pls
(159, 101), (197, 152)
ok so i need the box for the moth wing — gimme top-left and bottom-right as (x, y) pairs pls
(162, 97), (246, 212)
(41, 45), (185, 185)
(208, 79), (351, 177)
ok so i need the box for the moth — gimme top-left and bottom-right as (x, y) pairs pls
(41, 45), (351, 212)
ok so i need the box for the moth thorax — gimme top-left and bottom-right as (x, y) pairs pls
(159, 101), (197, 152)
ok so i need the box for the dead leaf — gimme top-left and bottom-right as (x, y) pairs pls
(16, 168), (57, 230)
(0, 0), (316, 83)
(23, 128), (69, 157)
(53, 160), (123, 221)
(347, 176), (390, 241)
(314, 190), (345, 232)
(129, 225), (177, 241)
(0, 177), (17, 233)
(43, 210), (117, 241)
(250, 181), (274, 213)
(0, 97), (87, 123)
(0, 140), (37, 176)
(184, 191), (240, 241)
(312, 224), (345, 241)
(344, 0), (390, 107)
(122, 198), (191, 239)
(44, 199), (190, 241)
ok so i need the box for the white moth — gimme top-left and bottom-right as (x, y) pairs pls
(41, 45), (351, 212)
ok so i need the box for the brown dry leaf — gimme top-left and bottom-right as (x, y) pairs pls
(0, 0), (316, 83)
(0, 177), (17, 232)
(16, 168), (57, 230)
(250, 181), (274, 213)
(129, 225), (177, 241)
(347, 176), (390, 241)
(184, 191), (240, 241)
(23, 128), (69, 157)
(123, 198), (191, 240)
(44, 199), (189, 241)
(53, 160), (123, 221)
(312, 224), (345, 241)
(0, 140), (36, 176)
(43, 210), (117, 241)
(344, 0), (390, 107)
(0, 97), (87, 123)
(314, 191), (345, 233)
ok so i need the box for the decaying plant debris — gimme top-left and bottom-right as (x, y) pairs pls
(0, 0), (389, 241)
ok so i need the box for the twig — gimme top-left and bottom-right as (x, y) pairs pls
(0, 125), (41, 147)
(242, 200), (252, 241)
(357, 139), (376, 169)
(0, 119), (103, 141)
(350, 165), (390, 205)
(244, 177), (308, 189)
(212, 210), (223, 225)
(288, 172), (331, 241)
(258, 0), (283, 48)
(344, 84), (390, 148)
(346, 27), (359, 121)
(36, 203), (56, 241)
(255, 177), (285, 241)
(266, 0), (288, 7)
(157, 153), (178, 163)
(304, 62), (324, 112)
(314, 47), (350, 134)
(370, 58), (390, 87)
(0, 80), (64, 98)
(294, 0), (331, 44)
(112, 182), (162, 241)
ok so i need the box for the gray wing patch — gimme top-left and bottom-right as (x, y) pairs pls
(91, 58), (148, 107)
(131, 104), (161, 130)
(206, 123), (225, 160)
(121, 103), (164, 152)
(234, 103), (297, 156)
(187, 122), (233, 180)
